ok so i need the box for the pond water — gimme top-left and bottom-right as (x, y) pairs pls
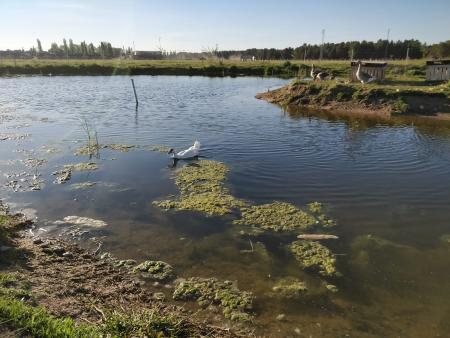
(1, 75), (450, 337)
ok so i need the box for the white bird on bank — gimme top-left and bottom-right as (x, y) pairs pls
(168, 141), (201, 159)
(356, 60), (376, 84)
(311, 64), (332, 81)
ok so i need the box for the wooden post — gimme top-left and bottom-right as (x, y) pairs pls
(131, 79), (138, 107)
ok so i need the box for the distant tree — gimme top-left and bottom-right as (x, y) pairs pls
(62, 38), (68, 58)
(80, 41), (88, 57)
(68, 39), (75, 57)
(49, 42), (62, 57)
(36, 39), (43, 55)
(88, 43), (96, 57)
(106, 42), (113, 58)
(29, 47), (36, 58)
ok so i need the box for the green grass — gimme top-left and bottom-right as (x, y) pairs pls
(0, 296), (197, 338)
(0, 270), (203, 337)
(0, 297), (97, 338)
(0, 58), (431, 79)
(102, 308), (193, 337)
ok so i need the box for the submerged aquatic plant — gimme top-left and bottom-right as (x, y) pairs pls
(173, 277), (253, 321)
(234, 201), (317, 232)
(307, 201), (323, 214)
(153, 160), (247, 216)
(290, 240), (337, 276)
(272, 278), (307, 299)
(133, 260), (175, 282)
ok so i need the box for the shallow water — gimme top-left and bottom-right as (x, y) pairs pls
(1, 75), (450, 337)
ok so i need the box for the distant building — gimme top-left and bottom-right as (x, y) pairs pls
(132, 51), (163, 60)
(426, 60), (450, 81)
(240, 55), (256, 61)
(350, 61), (387, 82)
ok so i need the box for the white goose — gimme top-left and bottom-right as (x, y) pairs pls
(168, 141), (201, 159)
(311, 64), (332, 81)
(356, 60), (376, 84)
(310, 64), (319, 79)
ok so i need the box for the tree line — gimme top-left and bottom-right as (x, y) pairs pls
(0, 39), (123, 59)
(220, 39), (450, 60)
(1, 38), (449, 60)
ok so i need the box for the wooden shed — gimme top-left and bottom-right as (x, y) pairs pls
(426, 60), (450, 81)
(351, 61), (387, 82)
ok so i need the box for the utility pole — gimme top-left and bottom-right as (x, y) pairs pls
(319, 29), (325, 61)
(304, 47), (307, 61)
(384, 28), (390, 59)
(406, 47), (410, 61)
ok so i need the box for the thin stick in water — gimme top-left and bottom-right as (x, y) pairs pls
(131, 78), (138, 107)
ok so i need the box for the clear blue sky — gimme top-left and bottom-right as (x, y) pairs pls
(1, 0), (449, 51)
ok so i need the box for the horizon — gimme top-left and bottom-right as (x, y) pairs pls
(1, 0), (449, 52)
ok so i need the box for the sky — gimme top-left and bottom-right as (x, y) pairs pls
(1, 0), (449, 51)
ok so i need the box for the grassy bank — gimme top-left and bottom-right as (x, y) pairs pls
(257, 77), (450, 116)
(0, 58), (429, 78)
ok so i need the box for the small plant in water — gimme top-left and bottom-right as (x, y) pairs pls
(290, 240), (337, 276)
(173, 277), (253, 321)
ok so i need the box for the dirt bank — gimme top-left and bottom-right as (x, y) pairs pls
(256, 81), (450, 119)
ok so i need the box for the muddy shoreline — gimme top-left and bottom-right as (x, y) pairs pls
(0, 205), (248, 337)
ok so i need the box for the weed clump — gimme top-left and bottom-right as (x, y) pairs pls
(272, 278), (307, 299)
(173, 277), (253, 321)
(290, 240), (337, 276)
(133, 260), (175, 282)
(234, 201), (317, 232)
(65, 162), (98, 171)
(307, 202), (323, 214)
(153, 160), (247, 216)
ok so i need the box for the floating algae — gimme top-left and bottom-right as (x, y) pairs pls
(22, 158), (47, 168)
(272, 277), (308, 299)
(53, 163), (97, 183)
(69, 181), (96, 190)
(290, 240), (337, 276)
(64, 162), (98, 171)
(133, 260), (175, 282)
(52, 168), (71, 184)
(75, 143), (136, 156)
(153, 160), (247, 216)
(143, 145), (172, 153)
(233, 201), (317, 232)
(173, 277), (253, 321)
(308, 202), (336, 228)
(308, 202), (323, 214)
(102, 144), (136, 152)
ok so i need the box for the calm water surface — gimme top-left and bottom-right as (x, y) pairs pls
(1, 76), (450, 337)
